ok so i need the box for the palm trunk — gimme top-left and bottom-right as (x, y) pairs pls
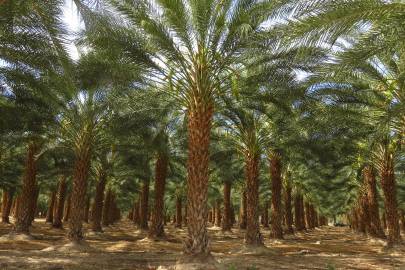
(139, 179), (150, 230)
(364, 166), (384, 238)
(239, 190), (247, 229)
(263, 200), (269, 228)
(175, 197), (182, 228)
(14, 142), (38, 234)
(53, 176), (67, 228)
(222, 182), (232, 232)
(102, 189), (112, 226)
(380, 153), (401, 245)
(91, 171), (107, 232)
(294, 193), (304, 231)
(108, 192), (116, 225)
(149, 154), (168, 238)
(28, 185), (39, 225)
(84, 196), (90, 223)
(45, 191), (57, 223)
(300, 195), (306, 230)
(215, 200), (221, 227)
(270, 154), (283, 239)
(284, 184), (293, 234)
(1, 189), (14, 223)
(305, 201), (311, 229)
(132, 198), (140, 225)
(244, 153), (263, 246)
(400, 210), (405, 234)
(184, 103), (213, 257)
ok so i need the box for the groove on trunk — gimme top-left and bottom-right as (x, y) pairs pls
(53, 176), (67, 228)
(364, 166), (385, 238)
(380, 152), (401, 245)
(270, 154), (283, 239)
(14, 142), (38, 234)
(239, 190), (247, 229)
(139, 179), (150, 230)
(222, 182), (232, 232)
(175, 197), (182, 228)
(91, 171), (107, 232)
(45, 191), (57, 223)
(284, 184), (293, 234)
(184, 103), (213, 256)
(244, 153), (263, 246)
(1, 189), (14, 223)
(149, 154), (168, 238)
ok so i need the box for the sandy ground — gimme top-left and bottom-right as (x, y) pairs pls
(0, 219), (404, 270)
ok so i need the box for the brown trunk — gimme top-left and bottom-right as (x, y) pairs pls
(63, 194), (71, 222)
(28, 185), (39, 225)
(107, 192), (116, 225)
(358, 189), (369, 234)
(382, 212), (387, 230)
(364, 166), (384, 238)
(149, 154), (168, 238)
(184, 103), (213, 257)
(14, 142), (38, 234)
(208, 210), (213, 224)
(400, 210), (405, 234)
(68, 134), (92, 243)
(45, 191), (57, 223)
(239, 190), (247, 229)
(284, 184), (293, 234)
(83, 196), (90, 223)
(215, 200), (221, 227)
(1, 189), (14, 223)
(53, 176), (67, 228)
(230, 205), (236, 225)
(380, 153), (401, 245)
(132, 198), (140, 225)
(102, 189), (112, 226)
(139, 179), (149, 230)
(91, 171), (107, 232)
(221, 182), (232, 232)
(244, 153), (263, 246)
(175, 197), (182, 228)
(270, 154), (283, 239)
(263, 200), (269, 228)
(304, 201), (311, 229)
(294, 193), (304, 231)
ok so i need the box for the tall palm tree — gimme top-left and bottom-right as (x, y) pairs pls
(78, 0), (296, 260)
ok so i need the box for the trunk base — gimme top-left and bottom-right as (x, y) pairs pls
(42, 240), (96, 253)
(0, 232), (34, 241)
(237, 245), (276, 256)
(175, 253), (218, 270)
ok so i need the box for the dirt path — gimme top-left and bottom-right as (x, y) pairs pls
(0, 220), (404, 270)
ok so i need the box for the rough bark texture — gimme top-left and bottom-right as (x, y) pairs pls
(284, 184), (294, 234)
(175, 197), (182, 228)
(1, 189), (14, 223)
(270, 154), (283, 239)
(91, 171), (107, 232)
(214, 200), (221, 227)
(45, 191), (57, 223)
(184, 103), (213, 258)
(14, 142), (38, 234)
(222, 182), (232, 231)
(139, 179), (150, 230)
(239, 190), (247, 229)
(304, 201), (312, 229)
(132, 198), (140, 225)
(84, 196), (90, 223)
(244, 154), (263, 246)
(28, 185), (39, 225)
(380, 153), (401, 245)
(102, 189), (112, 226)
(53, 176), (67, 228)
(63, 194), (71, 222)
(149, 154), (168, 239)
(294, 194), (306, 231)
(364, 166), (385, 238)
(400, 210), (405, 234)
(262, 200), (269, 228)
